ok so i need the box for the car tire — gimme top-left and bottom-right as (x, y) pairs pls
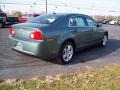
(57, 41), (74, 64)
(100, 34), (108, 47)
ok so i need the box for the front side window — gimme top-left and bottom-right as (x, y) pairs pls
(69, 17), (86, 27)
(86, 18), (97, 27)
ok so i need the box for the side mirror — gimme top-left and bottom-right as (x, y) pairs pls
(97, 23), (102, 27)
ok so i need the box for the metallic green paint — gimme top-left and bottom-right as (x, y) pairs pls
(9, 13), (108, 59)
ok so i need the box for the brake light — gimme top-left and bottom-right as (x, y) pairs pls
(10, 26), (15, 36)
(29, 29), (43, 40)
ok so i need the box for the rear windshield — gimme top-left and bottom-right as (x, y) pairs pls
(28, 15), (59, 24)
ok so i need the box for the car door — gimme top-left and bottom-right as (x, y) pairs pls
(69, 16), (93, 48)
(85, 17), (101, 43)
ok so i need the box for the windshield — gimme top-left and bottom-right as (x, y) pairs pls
(27, 15), (58, 24)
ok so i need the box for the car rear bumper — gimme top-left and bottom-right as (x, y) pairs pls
(8, 35), (52, 59)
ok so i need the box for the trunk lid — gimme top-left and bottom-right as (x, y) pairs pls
(12, 23), (48, 41)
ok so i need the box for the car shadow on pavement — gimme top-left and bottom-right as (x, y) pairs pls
(68, 39), (120, 65)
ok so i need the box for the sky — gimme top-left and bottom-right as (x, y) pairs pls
(0, 0), (120, 16)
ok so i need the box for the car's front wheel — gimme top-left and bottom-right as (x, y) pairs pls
(57, 42), (74, 64)
(100, 34), (108, 47)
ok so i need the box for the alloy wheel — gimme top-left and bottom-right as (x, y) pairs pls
(62, 44), (74, 62)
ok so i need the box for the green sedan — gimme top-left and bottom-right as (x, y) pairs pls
(9, 13), (108, 64)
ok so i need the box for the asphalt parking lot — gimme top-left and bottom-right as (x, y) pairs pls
(0, 25), (120, 79)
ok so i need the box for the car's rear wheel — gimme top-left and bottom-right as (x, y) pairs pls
(100, 34), (108, 47)
(57, 42), (74, 64)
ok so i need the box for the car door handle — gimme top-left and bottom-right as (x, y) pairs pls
(71, 29), (79, 33)
(72, 30), (78, 33)
(90, 29), (95, 31)
(91, 28), (97, 31)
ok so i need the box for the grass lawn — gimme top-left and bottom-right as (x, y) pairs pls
(0, 65), (120, 90)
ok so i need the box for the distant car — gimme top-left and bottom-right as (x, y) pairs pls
(0, 12), (19, 28)
(19, 15), (35, 23)
(19, 17), (28, 23)
(109, 20), (117, 25)
(98, 19), (112, 24)
(9, 13), (108, 64)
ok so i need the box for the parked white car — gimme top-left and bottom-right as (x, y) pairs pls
(109, 20), (117, 25)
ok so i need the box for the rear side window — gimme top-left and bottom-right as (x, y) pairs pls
(86, 18), (97, 27)
(69, 17), (86, 27)
(28, 15), (58, 24)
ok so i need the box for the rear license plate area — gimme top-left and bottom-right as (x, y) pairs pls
(14, 41), (23, 50)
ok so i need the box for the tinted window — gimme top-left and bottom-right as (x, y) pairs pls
(86, 18), (96, 27)
(28, 15), (58, 24)
(69, 17), (86, 27)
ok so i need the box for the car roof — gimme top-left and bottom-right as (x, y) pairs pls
(47, 13), (90, 17)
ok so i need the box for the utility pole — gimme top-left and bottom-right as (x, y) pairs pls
(92, 0), (95, 19)
(46, 0), (47, 14)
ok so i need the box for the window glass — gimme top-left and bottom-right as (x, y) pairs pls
(69, 18), (77, 26)
(28, 15), (58, 24)
(69, 17), (86, 27)
(86, 18), (96, 27)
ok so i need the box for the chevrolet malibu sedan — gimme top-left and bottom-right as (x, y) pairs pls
(9, 13), (108, 64)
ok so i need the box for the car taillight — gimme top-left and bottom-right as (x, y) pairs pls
(29, 29), (43, 41)
(10, 26), (15, 36)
